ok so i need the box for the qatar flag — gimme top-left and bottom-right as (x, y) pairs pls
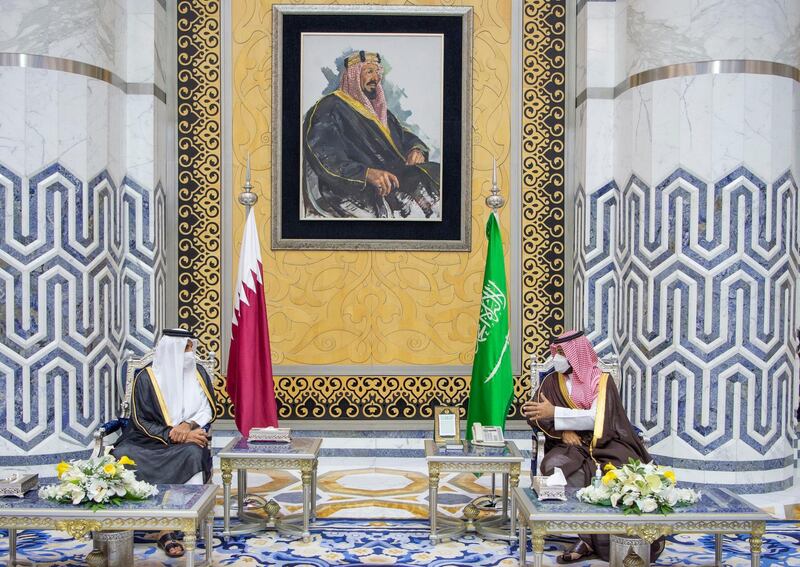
(226, 210), (279, 435)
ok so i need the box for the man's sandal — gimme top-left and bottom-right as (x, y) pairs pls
(556, 540), (595, 564)
(157, 532), (185, 558)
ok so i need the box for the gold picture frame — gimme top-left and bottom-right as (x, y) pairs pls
(433, 406), (461, 445)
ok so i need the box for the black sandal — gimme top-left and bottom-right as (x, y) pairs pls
(157, 531), (185, 558)
(556, 540), (595, 564)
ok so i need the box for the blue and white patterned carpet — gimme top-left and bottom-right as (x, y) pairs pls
(2, 520), (799, 566)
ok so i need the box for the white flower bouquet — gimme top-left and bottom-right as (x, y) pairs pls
(39, 452), (158, 510)
(577, 458), (700, 515)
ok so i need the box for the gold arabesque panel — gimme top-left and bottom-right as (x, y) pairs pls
(176, 0), (224, 417)
(178, 0), (565, 419)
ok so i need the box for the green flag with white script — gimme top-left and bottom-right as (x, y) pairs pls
(466, 212), (514, 440)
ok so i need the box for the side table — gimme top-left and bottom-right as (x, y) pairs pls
(218, 435), (321, 542)
(425, 439), (523, 544)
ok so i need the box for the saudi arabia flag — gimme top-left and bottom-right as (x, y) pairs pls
(466, 212), (514, 440)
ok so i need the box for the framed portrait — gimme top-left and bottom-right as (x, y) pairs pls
(272, 5), (472, 251)
(433, 406), (461, 445)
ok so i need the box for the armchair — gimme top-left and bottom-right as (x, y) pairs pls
(92, 350), (216, 457)
(529, 354), (642, 481)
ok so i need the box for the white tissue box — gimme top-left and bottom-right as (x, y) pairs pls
(0, 473), (38, 498)
(248, 427), (291, 443)
(532, 475), (567, 501)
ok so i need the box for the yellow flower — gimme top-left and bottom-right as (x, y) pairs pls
(118, 456), (135, 466)
(103, 463), (116, 476)
(602, 471), (617, 485)
(664, 470), (676, 483)
(603, 463), (617, 472)
(56, 461), (70, 479)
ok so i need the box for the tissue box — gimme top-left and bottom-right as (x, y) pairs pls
(248, 427), (291, 443)
(0, 473), (38, 498)
(531, 475), (567, 501)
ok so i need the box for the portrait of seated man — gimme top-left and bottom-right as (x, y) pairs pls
(522, 330), (664, 564)
(111, 328), (217, 558)
(302, 50), (441, 220)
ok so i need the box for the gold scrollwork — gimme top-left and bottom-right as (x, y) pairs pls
(625, 524), (673, 543)
(176, 0), (224, 415)
(55, 520), (102, 540)
(178, 0), (566, 420)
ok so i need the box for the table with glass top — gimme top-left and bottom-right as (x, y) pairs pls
(218, 435), (322, 542)
(0, 483), (216, 567)
(512, 486), (769, 567)
(425, 439), (523, 544)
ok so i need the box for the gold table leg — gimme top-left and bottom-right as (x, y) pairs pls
(221, 461), (232, 538)
(184, 530), (197, 567)
(301, 469), (312, 542)
(429, 469), (440, 543)
(531, 523), (545, 567)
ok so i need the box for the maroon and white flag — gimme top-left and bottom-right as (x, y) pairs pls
(226, 210), (278, 435)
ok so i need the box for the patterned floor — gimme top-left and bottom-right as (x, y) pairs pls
(3, 520), (800, 566)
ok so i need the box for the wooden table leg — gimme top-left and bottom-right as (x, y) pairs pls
(502, 473), (509, 520)
(510, 491), (517, 542)
(715, 533), (723, 566)
(221, 461), (232, 538)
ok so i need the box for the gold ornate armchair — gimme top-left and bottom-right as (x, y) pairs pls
(92, 350), (216, 457)
(529, 353), (645, 480)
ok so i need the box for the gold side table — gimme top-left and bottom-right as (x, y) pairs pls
(513, 485), (769, 567)
(0, 484), (216, 567)
(219, 435), (321, 542)
(425, 439), (523, 544)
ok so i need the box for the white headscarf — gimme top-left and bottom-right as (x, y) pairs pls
(151, 333), (212, 427)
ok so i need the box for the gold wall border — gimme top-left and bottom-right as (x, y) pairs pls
(176, 0), (225, 416)
(177, 0), (565, 420)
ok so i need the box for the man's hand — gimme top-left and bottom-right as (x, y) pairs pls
(405, 148), (425, 165)
(562, 431), (582, 446)
(185, 429), (209, 448)
(169, 422), (192, 443)
(366, 168), (400, 197)
(525, 395), (556, 420)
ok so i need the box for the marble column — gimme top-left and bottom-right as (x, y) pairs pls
(0, 0), (166, 471)
(575, 0), (800, 492)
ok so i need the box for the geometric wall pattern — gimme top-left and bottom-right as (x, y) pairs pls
(0, 161), (164, 454)
(575, 167), (799, 481)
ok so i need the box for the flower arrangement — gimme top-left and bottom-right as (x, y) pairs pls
(577, 458), (700, 515)
(39, 452), (158, 510)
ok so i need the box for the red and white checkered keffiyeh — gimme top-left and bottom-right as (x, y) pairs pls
(549, 330), (602, 409)
(339, 59), (388, 127)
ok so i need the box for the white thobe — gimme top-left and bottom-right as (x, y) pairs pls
(553, 376), (597, 431)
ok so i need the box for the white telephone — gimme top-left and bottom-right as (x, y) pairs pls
(471, 423), (506, 447)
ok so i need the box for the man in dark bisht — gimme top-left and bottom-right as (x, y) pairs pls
(302, 50), (440, 219)
(522, 330), (664, 564)
(112, 328), (216, 558)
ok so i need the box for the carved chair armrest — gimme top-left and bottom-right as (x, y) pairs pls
(92, 418), (128, 457)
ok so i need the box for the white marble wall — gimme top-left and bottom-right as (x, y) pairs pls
(575, 0), (800, 492)
(0, 0), (167, 465)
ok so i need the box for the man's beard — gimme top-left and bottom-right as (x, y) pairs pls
(363, 84), (378, 100)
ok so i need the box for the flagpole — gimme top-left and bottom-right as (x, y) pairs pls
(477, 157), (506, 514)
(239, 152), (258, 215)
